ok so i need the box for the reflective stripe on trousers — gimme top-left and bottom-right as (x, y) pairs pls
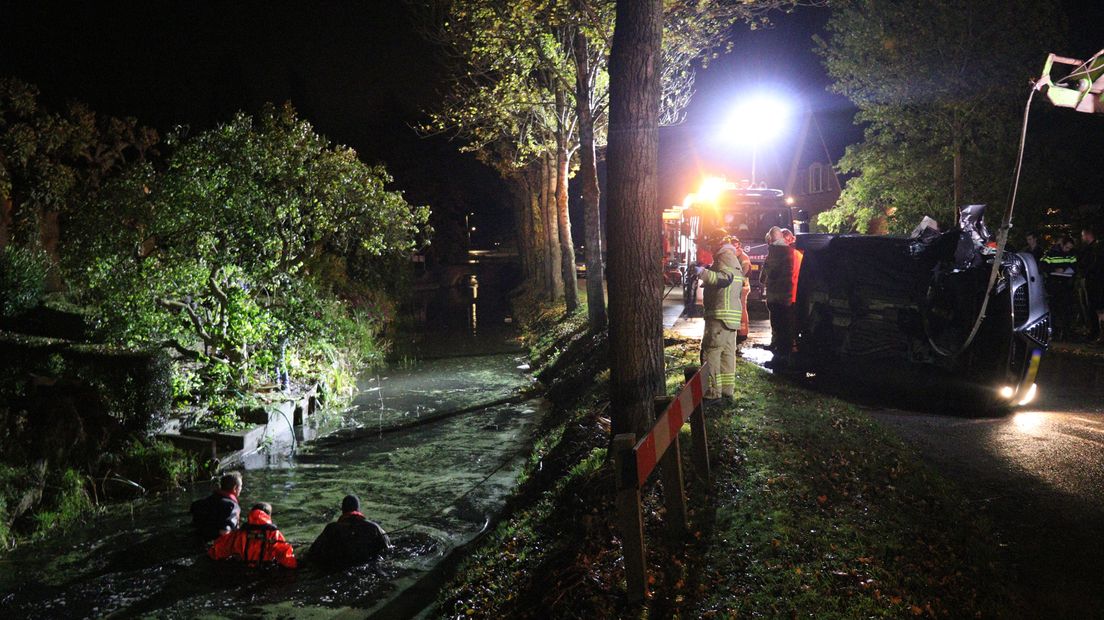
(702, 317), (737, 398)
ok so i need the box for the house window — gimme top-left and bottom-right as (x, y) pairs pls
(808, 163), (824, 194)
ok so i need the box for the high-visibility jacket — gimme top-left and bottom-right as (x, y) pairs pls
(701, 243), (743, 330)
(1042, 247), (1076, 277)
(208, 508), (297, 569)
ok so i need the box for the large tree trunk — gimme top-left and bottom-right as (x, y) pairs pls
(542, 154), (564, 301)
(527, 168), (548, 294)
(573, 30), (608, 330)
(952, 138), (963, 215)
(510, 176), (536, 286)
(0, 197), (12, 249)
(555, 90), (579, 312)
(606, 0), (665, 438)
(37, 205), (64, 291)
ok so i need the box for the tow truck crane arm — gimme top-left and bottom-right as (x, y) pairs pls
(1036, 49), (1104, 114)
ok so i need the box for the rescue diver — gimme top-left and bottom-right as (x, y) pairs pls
(208, 502), (297, 569)
(308, 494), (392, 568)
(190, 471), (242, 541)
(693, 228), (743, 401)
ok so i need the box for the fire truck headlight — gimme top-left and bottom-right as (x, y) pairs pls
(699, 176), (727, 203)
(999, 385), (1015, 399)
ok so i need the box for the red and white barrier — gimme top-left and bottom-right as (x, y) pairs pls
(613, 365), (712, 603)
(633, 371), (703, 487)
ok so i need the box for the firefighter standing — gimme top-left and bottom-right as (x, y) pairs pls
(732, 238), (752, 343)
(694, 228), (743, 400)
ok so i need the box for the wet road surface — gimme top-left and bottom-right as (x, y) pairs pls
(870, 352), (1104, 617)
(665, 287), (1104, 615)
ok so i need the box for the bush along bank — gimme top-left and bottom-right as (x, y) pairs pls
(436, 301), (1019, 618)
(0, 329), (200, 548)
(0, 91), (428, 549)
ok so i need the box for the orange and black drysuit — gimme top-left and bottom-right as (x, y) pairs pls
(207, 508), (297, 569)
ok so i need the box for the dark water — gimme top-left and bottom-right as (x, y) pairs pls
(0, 264), (542, 618)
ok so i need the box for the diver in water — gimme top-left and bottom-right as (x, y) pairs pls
(308, 494), (391, 568)
(207, 502), (297, 569)
(190, 471), (242, 541)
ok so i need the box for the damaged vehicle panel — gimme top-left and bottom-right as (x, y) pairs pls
(793, 205), (1050, 409)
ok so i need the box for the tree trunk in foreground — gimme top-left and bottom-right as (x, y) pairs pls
(574, 30), (608, 330)
(606, 0), (664, 439)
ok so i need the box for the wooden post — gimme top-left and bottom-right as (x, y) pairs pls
(654, 397), (689, 540)
(613, 432), (647, 602)
(685, 367), (712, 489)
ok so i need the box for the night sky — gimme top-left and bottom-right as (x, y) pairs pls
(2, 1), (1101, 246)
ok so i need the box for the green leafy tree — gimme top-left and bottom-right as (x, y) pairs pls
(70, 104), (429, 388)
(817, 0), (1063, 233)
(0, 78), (157, 261)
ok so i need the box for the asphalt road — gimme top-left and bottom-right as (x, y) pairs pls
(663, 289), (1104, 616)
(871, 352), (1104, 618)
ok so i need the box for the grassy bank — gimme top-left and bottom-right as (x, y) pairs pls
(436, 301), (1018, 618)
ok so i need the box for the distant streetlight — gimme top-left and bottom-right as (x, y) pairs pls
(724, 93), (792, 185)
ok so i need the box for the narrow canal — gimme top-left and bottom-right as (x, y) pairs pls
(0, 261), (544, 618)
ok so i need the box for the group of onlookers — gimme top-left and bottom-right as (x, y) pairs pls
(1036, 226), (1104, 343)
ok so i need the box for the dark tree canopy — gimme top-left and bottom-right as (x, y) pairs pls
(816, 0), (1064, 234)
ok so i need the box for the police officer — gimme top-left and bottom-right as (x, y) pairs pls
(1042, 236), (1077, 341)
(694, 228), (743, 401)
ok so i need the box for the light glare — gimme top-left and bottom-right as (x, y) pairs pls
(725, 94), (791, 146)
(1016, 383), (1038, 406)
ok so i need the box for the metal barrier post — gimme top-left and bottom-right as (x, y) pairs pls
(684, 366), (712, 489)
(654, 396), (689, 539)
(613, 432), (647, 602)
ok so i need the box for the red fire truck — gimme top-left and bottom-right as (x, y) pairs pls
(664, 176), (800, 311)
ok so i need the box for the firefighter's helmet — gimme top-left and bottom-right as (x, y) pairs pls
(703, 227), (732, 244)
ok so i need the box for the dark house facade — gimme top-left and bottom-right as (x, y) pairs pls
(785, 112), (842, 229)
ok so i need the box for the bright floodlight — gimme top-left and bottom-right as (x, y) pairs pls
(725, 94), (791, 146)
